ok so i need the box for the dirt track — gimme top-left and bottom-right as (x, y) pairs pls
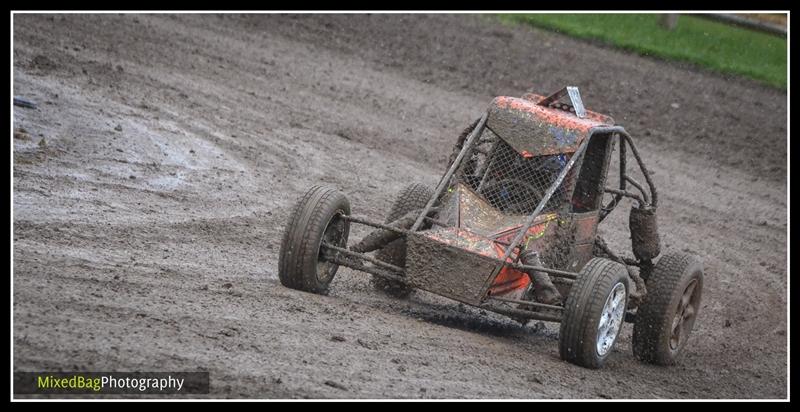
(13, 14), (787, 399)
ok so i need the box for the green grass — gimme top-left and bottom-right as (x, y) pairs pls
(497, 14), (787, 89)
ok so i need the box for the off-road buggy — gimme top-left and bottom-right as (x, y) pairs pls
(278, 87), (704, 369)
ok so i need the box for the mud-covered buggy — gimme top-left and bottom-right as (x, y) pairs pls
(278, 87), (703, 369)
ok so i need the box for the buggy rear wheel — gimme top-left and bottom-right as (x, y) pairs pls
(372, 183), (434, 298)
(632, 252), (703, 365)
(559, 258), (630, 369)
(278, 185), (350, 294)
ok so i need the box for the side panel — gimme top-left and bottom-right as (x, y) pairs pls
(567, 211), (600, 272)
(405, 231), (497, 306)
(404, 227), (540, 305)
(572, 132), (616, 212)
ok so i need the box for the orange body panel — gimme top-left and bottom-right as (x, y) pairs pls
(494, 96), (612, 136)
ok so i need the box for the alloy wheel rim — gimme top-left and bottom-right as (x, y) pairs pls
(670, 279), (699, 351)
(597, 282), (627, 357)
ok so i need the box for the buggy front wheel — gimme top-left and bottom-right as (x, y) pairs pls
(278, 185), (350, 294)
(559, 258), (630, 369)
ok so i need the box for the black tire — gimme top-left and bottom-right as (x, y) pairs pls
(559, 258), (630, 369)
(278, 185), (350, 294)
(372, 183), (434, 298)
(632, 252), (703, 365)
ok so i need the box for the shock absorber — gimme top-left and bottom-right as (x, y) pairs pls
(629, 205), (661, 262)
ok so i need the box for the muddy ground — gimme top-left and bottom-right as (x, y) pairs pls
(12, 14), (787, 399)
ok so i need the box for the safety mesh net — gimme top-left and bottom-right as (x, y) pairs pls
(448, 127), (579, 216)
